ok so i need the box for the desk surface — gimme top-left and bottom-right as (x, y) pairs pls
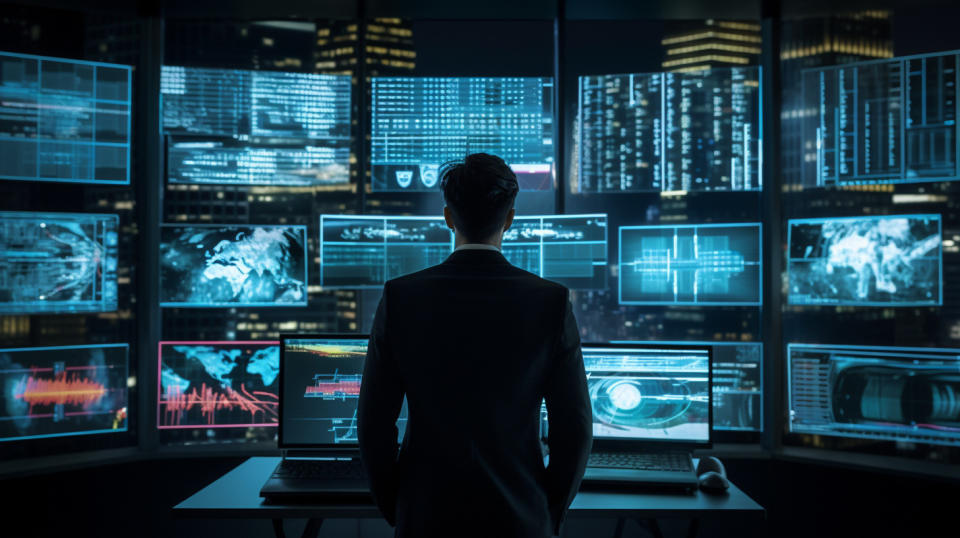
(175, 457), (764, 520)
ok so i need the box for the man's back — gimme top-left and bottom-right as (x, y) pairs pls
(358, 248), (593, 538)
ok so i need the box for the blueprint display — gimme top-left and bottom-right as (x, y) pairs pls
(578, 67), (761, 193)
(369, 77), (554, 191)
(801, 50), (960, 186)
(619, 223), (762, 305)
(788, 344), (960, 447)
(0, 51), (131, 184)
(0, 211), (118, 314)
(159, 224), (308, 307)
(161, 65), (351, 186)
(788, 214), (941, 306)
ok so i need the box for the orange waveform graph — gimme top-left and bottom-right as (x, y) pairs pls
(13, 373), (107, 409)
(160, 383), (279, 428)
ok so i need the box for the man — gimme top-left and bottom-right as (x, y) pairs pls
(358, 153), (592, 537)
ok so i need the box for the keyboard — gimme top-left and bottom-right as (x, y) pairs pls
(588, 452), (692, 473)
(273, 459), (367, 481)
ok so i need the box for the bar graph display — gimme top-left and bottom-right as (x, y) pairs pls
(0, 344), (128, 442)
(619, 223), (762, 305)
(578, 67), (761, 193)
(801, 50), (960, 187)
(788, 344), (960, 447)
(0, 51), (131, 184)
(502, 214), (607, 289)
(0, 211), (118, 314)
(787, 214), (941, 306)
(161, 65), (351, 186)
(369, 77), (554, 191)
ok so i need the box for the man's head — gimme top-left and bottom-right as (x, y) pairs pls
(440, 153), (519, 245)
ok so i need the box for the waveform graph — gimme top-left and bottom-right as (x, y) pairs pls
(157, 341), (280, 429)
(0, 344), (129, 442)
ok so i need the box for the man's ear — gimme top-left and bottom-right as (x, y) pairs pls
(443, 206), (456, 232)
(503, 208), (515, 232)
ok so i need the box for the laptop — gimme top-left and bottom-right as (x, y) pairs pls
(579, 343), (712, 493)
(259, 334), (407, 502)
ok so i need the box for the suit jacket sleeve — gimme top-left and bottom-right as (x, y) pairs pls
(543, 291), (593, 535)
(358, 285), (405, 526)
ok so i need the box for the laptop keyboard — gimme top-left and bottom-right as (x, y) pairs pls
(274, 459), (367, 481)
(588, 452), (693, 473)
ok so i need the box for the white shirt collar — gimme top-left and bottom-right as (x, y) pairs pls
(454, 243), (501, 253)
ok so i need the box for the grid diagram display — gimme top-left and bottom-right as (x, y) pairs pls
(0, 211), (118, 314)
(801, 50), (960, 187)
(161, 66), (351, 186)
(578, 67), (761, 193)
(618, 223), (762, 305)
(787, 214), (941, 306)
(501, 214), (607, 289)
(0, 51), (131, 184)
(369, 77), (554, 191)
(788, 344), (960, 447)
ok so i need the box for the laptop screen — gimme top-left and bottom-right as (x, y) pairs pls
(279, 336), (406, 448)
(583, 345), (711, 445)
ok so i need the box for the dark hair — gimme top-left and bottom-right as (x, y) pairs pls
(440, 153), (519, 243)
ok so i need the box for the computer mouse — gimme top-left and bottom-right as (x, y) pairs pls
(698, 471), (730, 493)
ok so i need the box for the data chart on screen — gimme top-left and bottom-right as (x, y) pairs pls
(369, 77), (554, 191)
(579, 67), (761, 193)
(503, 214), (607, 289)
(158, 341), (279, 429)
(619, 223), (761, 305)
(0, 344), (128, 442)
(787, 214), (941, 306)
(0, 211), (118, 314)
(788, 344), (960, 447)
(0, 51), (131, 184)
(801, 50), (960, 187)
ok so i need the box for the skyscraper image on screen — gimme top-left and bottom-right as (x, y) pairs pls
(801, 50), (960, 187)
(787, 214), (942, 306)
(369, 77), (554, 191)
(619, 223), (762, 305)
(159, 224), (308, 307)
(158, 341), (279, 429)
(0, 344), (128, 442)
(0, 211), (118, 314)
(788, 344), (960, 447)
(161, 65), (351, 186)
(0, 51), (131, 184)
(578, 66), (761, 193)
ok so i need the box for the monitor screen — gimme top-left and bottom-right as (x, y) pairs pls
(369, 77), (554, 191)
(618, 223), (762, 305)
(0, 51), (131, 184)
(502, 214), (607, 290)
(578, 66), (761, 193)
(0, 211), (118, 314)
(158, 341), (279, 429)
(160, 65), (351, 186)
(788, 344), (960, 447)
(159, 224), (308, 307)
(787, 214), (942, 306)
(280, 337), (406, 446)
(0, 344), (128, 442)
(583, 346), (710, 443)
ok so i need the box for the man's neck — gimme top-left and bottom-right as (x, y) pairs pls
(454, 233), (501, 250)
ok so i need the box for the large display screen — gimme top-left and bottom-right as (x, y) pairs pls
(158, 341), (279, 429)
(787, 214), (942, 306)
(0, 211), (118, 314)
(502, 214), (607, 290)
(0, 51), (131, 184)
(788, 344), (960, 447)
(161, 66), (351, 186)
(159, 224), (308, 307)
(0, 344), (128, 442)
(369, 77), (554, 191)
(801, 50), (959, 187)
(578, 66), (761, 193)
(618, 223), (762, 305)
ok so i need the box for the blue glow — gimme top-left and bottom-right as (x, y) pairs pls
(502, 214), (607, 289)
(787, 214), (942, 306)
(369, 77), (554, 192)
(0, 211), (118, 314)
(618, 223), (762, 305)
(159, 224), (308, 307)
(0, 51), (131, 184)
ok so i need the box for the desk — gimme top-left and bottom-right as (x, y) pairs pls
(174, 457), (764, 538)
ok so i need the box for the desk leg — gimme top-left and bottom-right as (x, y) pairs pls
(613, 518), (626, 538)
(301, 518), (324, 538)
(686, 518), (700, 538)
(272, 519), (286, 538)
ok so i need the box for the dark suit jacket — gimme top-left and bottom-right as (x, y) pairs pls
(357, 248), (593, 538)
